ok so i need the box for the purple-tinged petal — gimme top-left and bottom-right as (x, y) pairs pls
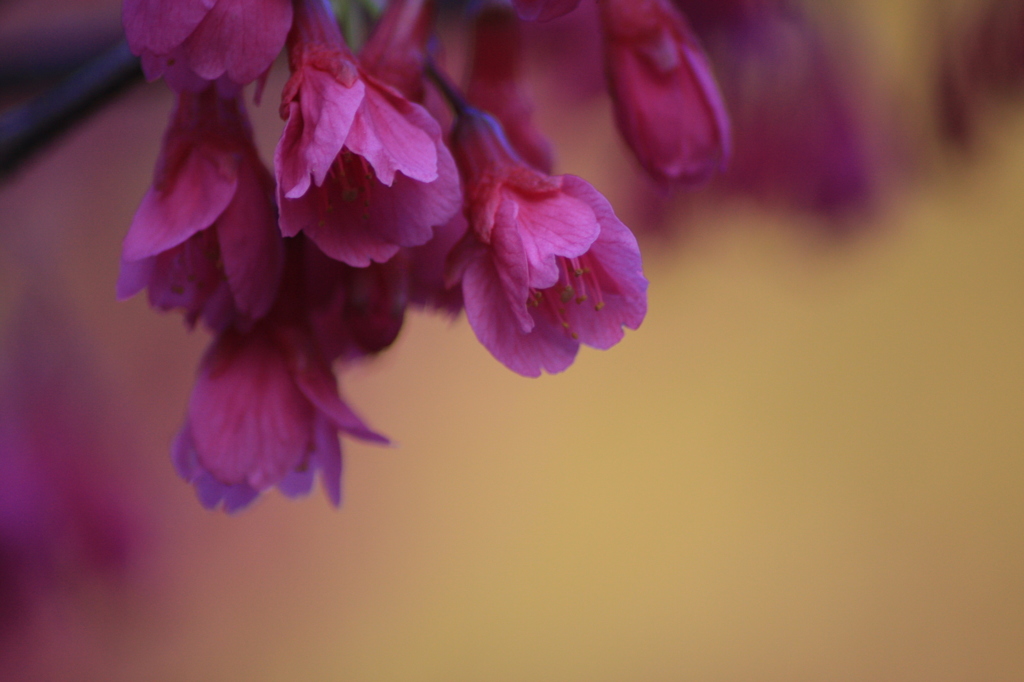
(276, 464), (316, 499)
(116, 255), (155, 301)
(215, 160), (283, 321)
(123, 0), (215, 55)
(122, 150), (238, 262)
(312, 416), (343, 507)
(512, 0), (582, 22)
(188, 331), (314, 490)
(181, 0), (293, 85)
(289, 354), (389, 444)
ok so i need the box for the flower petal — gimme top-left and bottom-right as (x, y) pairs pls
(344, 81), (438, 186)
(463, 255), (578, 376)
(188, 331), (314, 490)
(122, 149), (238, 261)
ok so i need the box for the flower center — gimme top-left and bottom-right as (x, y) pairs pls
(527, 254), (605, 340)
(326, 150), (374, 220)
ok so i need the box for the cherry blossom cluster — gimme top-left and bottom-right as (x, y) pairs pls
(118, 0), (729, 511)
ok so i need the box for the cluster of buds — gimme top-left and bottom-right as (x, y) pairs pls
(119, 0), (730, 511)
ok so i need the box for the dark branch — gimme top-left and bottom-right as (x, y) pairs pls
(0, 40), (143, 182)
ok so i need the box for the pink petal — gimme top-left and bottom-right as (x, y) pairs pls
(115, 255), (155, 301)
(506, 181), (600, 290)
(276, 72), (366, 198)
(558, 177), (648, 349)
(279, 187), (401, 267)
(188, 332), (314, 490)
(182, 0), (293, 84)
(512, 0), (582, 22)
(302, 137), (460, 257)
(290, 356), (389, 444)
(463, 255), (578, 377)
(215, 159), (283, 321)
(344, 81), (438, 186)
(312, 415), (343, 507)
(123, 0), (215, 55)
(122, 149), (238, 261)
(489, 198), (535, 334)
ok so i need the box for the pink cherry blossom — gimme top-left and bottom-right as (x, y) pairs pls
(173, 241), (388, 512)
(118, 87), (283, 331)
(512, 0), (582, 23)
(601, 0), (731, 183)
(123, 0), (293, 88)
(448, 111), (647, 377)
(274, 0), (461, 268)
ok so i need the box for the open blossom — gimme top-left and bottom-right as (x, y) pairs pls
(512, 0), (582, 23)
(601, 0), (731, 183)
(118, 86), (283, 331)
(173, 239), (388, 512)
(275, 0), (461, 268)
(466, 5), (555, 173)
(448, 110), (647, 377)
(123, 0), (293, 89)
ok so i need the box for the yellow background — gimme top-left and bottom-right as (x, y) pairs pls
(1, 1), (1022, 679)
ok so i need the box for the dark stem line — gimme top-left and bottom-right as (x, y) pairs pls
(0, 40), (143, 182)
(424, 50), (471, 117)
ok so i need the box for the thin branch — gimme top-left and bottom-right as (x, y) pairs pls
(0, 40), (143, 182)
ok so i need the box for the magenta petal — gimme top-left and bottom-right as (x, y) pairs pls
(279, 189), (401, 267)
(291, 362), (388, 444)
(122, 150), (239, 261)
(463, 255), (578, 377)
(344, 83), (438, 186)
(489, 199), (536, 334)
(508, 183), (600, 289)
(512, 0), (582, 22)
(171, 423), (200, 482)
(116, 255), (155, 300)
(276, 74), (366, 199)
(312, 415), (342, 507)
(188, 333), (314, 490)
(123, 0), (215, 55)
(559, 178), (648, 349)
(215, 161), (283, 321)
(276, 462), (315, 499)
(181, 0), (292, 84)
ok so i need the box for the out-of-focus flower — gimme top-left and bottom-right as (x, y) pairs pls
(117, 85), (283, 331)
(173, 238), (388, 513)
(512, 0), (582, 23)
(690, 4), (884, 219)
(275, 0), (461, 268)
(0, 293), (142, 647)
(123, 0), (293, 89)
(937, 0), (1024, 146)
(466, 4), (555, 173)
(600, 0), (731, 184)
(447, 110), (647, 377)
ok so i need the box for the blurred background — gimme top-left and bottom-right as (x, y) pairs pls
(2, 0), (1024, 680)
